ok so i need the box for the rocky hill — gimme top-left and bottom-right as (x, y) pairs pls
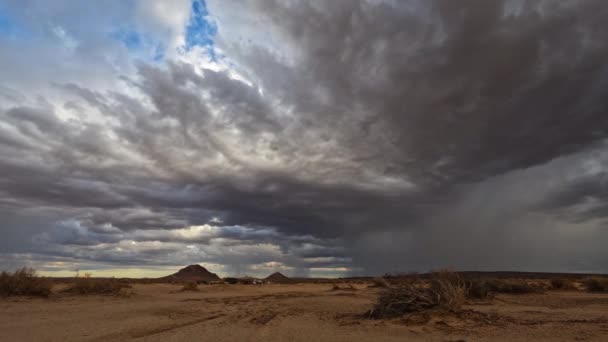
(264, 272), (291, 283)
(164, 264), (221, 282)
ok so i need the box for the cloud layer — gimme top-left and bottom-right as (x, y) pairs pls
(1, 0), (608, 276)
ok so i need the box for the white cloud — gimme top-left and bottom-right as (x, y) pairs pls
(135, 0), (192, 53)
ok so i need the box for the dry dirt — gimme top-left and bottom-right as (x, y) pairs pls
(1, 283), (608, 341)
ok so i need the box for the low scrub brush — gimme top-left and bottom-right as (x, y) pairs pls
(584, 277), (608, 292)
(368, 271), (465, 319)
(0, 267), (52, 298)
(63, 277), (131, 296)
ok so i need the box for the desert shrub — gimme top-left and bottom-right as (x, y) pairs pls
(330, 283), (357, 291)
(368, 271), (465, 319)
(550, 278), (574, 290)
(427, 271), (466, 308)
(504, 280), (537, 294)
(369, 277), (390, 288)
(0, 267), (52, 298)
(464, 278), (541, 297)
(465, 279), (491, 299)
(63, 277), (131, 296)
(583, 277), (608, 292)
(180, 281), (199, 292)
(346, 283), (357, 291)
(486, 279), (538, 294)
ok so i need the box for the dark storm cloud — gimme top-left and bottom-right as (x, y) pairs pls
(2, 0), (608, 274)
(242, 0), (608, 186)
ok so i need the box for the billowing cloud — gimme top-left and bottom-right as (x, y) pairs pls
(1, 0), (608, 277)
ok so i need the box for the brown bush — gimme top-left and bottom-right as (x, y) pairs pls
(550, 278), (574, 290)
(368, 271), (465, 319)
(369, 277), (390, 288)
(486, 279), (538, 294)
(428, 271), (466, 309)
(0, 267), (52, 298)
(583, 277), (608, 292)
(462, 278), (543, 298)
(465, 279), (491, 299)
(63, 277), (131, 296)
(180, 281), (199, 292)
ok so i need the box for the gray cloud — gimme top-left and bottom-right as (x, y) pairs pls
(2, 0), (608, 276)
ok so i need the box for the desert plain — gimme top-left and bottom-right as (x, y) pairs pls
(2, 276), (608, 342)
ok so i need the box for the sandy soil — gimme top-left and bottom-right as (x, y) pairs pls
(1, 283), (608, 341)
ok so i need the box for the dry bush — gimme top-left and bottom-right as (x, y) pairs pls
(486, 279), (538, 294)
(368, 271), (465, 319)
(180, 281), (199, 292)
(428, 271), (466, 309)
(0, 267), (52, 298)
(329, 283), (357, 291)
(584, 277), (608, 292)
(369, 277), (390, 288)
(63, 277), (131, 296)
(465, 279), (491, 299)
(550, 278), (574, 290)
(464, 278), (542, 298)
(369, 285), (435, 318)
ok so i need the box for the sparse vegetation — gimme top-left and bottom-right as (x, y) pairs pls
(0, 267), (52, 298)
(369, 277), (390, 288)
(330, 283), (357, 291)
(4, 273), (608, 341)
(550, 278), (574, 290)
(368, 272), (552, 319)
(63, 274), (131, 296)
(466, 279), (491, 299)
(485, 279), (538, 294)
(368, 271), (466, 319)
(583, 277), (608, 292)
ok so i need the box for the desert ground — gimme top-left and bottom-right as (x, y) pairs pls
(1, 280), (608, 342)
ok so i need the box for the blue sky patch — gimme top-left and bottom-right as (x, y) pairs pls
(111, 28), (142, 51)
(0, 9), (29, 39)
(153, 44), (165, 62)
(107, 0), (217, 62)
(110, 27), (165, 63)
(185, 0), (217, 53)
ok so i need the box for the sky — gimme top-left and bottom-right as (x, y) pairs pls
(1, 0), (608, 278)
